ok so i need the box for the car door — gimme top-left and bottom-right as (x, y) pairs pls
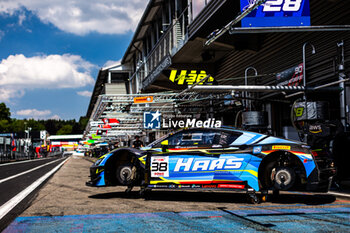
(212, 130), (253, 182)
(151, 130), (220, 184)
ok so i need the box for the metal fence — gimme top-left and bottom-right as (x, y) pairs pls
(130, 6), (190, 92)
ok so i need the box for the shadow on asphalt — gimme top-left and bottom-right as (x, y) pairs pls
(269, 193), (336, 205)
(88, 190), (336, 205)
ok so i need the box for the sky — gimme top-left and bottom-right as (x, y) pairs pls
(0, 0), (148, 120)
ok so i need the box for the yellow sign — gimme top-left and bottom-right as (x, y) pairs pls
(272, 145), (291, 150)
(169, 70), (214, 85)
(134, 96), (153, 104)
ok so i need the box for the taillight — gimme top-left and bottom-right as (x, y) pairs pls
(311, 151), (319, 157)
(311, 150), (329, 158)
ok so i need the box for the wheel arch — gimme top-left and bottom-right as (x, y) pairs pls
(258, 150), (307, 190)
(104, 149), (143, 186)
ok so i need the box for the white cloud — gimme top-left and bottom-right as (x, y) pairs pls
(77, 90), (92, 97)
(0, 0), (148, 35)
(49, 114), (61, 120)
(16, 109), (51, 118)
(18, 11), (26, 25)
(103, 60), (121, 68)
(16, 109), (61, 120)
(0, 53), (95, 101)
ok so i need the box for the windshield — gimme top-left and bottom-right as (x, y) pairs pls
(146, 133), (171, 148)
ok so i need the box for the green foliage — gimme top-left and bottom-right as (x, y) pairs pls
(0, 119), (10, 132)
(0, 102), (87, 135)
(10, 119), (26, 132)
(57, 124), (73, 135)
(0, 102), (11, 121)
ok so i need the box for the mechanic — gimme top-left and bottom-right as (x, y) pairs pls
(132, 136), (144, 149)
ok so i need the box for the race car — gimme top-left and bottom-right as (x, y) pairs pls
(86, 127), (336, 202)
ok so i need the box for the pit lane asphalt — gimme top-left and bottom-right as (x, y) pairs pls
(4, 155), (350, 232)
(0, 157), (67, 231)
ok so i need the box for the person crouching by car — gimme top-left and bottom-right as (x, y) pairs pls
(132, 136), (144, 149)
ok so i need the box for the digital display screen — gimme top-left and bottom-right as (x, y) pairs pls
(240, 0), (311, 27)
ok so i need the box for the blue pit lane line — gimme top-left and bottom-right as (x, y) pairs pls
(4, 206), (350, 233)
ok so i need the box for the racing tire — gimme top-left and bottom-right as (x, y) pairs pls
(273, 167), (295, 190)
(116, 163), (135, 185)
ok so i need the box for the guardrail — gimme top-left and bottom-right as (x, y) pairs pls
(0, 151), (64, 164)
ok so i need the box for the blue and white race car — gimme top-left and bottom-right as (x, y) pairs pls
(86, 127), (336, 202)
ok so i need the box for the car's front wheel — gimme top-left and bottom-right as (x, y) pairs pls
(116, 163), (136, 185)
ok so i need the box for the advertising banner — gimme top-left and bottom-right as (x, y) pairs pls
(240, 0), (311, 27)
(165, 70), (215, 85)
(276, 63), (304, 86)
(134, 96), (154, 104)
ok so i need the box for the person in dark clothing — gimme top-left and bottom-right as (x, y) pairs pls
(132, 136), (144, 149)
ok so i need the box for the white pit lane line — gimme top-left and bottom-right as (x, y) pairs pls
(0, 159), (63, 184)
(0, 157), (69, 220)
(0, 158), (50, 167)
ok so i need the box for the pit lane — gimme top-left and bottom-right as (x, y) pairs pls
(4, 156), (350, 232)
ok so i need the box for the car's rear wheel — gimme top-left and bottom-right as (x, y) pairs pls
(272, 167), (295, 190)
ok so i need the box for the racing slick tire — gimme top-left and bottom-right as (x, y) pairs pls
(116, 163), (136, 185)
(273, 167), (296, 190)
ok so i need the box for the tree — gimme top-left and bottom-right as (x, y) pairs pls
(78, 116), (88, 132)
(10, 119), (26, 132)
(57, 125), (73, 135)
(0, 119), (10, 132)
(27, 119), (45, 131)
(0, 102), (11, 121)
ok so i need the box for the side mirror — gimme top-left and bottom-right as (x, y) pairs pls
(161, 140), (169, 152)
(161, 140), (169, 146)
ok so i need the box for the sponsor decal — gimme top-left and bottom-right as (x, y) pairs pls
(174, 158), (243, 172)
(154, 185), (169, 188)
(272, 145), (291, 150)
(169, 70), (214, 85)
(144, 111), (161, 129)
(151, 156), (169, 177)
(202, 185), (217, 188)
(240, 0), (310, 28)
(178, 185), (191, 188)
(218, 184), (245, 189)
(294, 107), (304, 117)
(192, 184), (201, 188)
(134, 96), (153, 104)
(143, 55), (172, 89)
(309, 124), (323, 134)
(253, 146), (262, 154)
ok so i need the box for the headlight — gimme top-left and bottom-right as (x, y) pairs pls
(94, 158), (103, 166)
